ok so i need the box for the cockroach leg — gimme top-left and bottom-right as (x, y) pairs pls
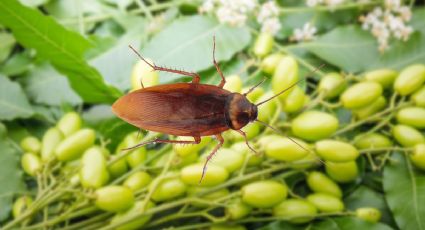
(122, 136), (201, 151)
(200, 133), (224, 184)
(152, 65), (201, 84)
(235, 129), (260, 156)
(140, 79), (145, 89)
(212, 36), (226, 88)
(136, 129), (143, 139)
(128, 45), (201, 84)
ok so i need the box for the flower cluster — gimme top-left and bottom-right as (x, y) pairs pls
(257, 1), (281, 35)
(306, 0), (345, 7)
(290, 22), (318, 42)
(199, 0), (257, 27)
(199, 0), (283, 36)
(359, 0), (413, 52)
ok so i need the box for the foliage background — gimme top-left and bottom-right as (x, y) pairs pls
(0, 0), (425, 229)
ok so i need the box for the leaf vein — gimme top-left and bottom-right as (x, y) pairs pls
(406, 157), (424, 230)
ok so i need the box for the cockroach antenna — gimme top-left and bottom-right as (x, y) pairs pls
(255, 119), (326, 165)
(115, 39), (325, 184)
(255, 119), (308, 151)
(128, 45), (155, 70)
(243, 78), (267, 96)
(256, 63), (326, 106)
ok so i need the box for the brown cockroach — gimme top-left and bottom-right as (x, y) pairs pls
(112, 37), (314, 182)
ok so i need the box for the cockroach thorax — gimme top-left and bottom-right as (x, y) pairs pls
(225, 93), (258, 130)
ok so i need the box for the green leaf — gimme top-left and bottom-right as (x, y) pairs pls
(5, 122), (30, 144)
(335, 107), (352, 126)
(112, 13), (146, 32)
(90, 22), (147, 91)
(102, 0), (133, 11)
(0, 0), (122, 104)
(82, 105), (135, 152)
(0, 75), (33, 120)
(0, 51), (32, 76)
(6, 121), (49, 143)
(357, 7), (425, 71)
(44, 0), (100, 32)
(98, 119), (135, 153)
(141, 15), (251, 82)
(18, 0), (48, 8)
(303, 25), (378, 73)
(259, 221), (304, 230)
(278, 9), (358, 40)
(260, 217), (393, 230)
(44, 0), (102, 19)
(310, 217), (394, 230)
(383, 152), (425, 230)
(286, 47), (338, 79)
(344, 185), (396, 227)
(23, 63), (82, 106)
(411, 7), (425, 35)
(0, 124), (26, 222)
(0, 32), (15, 63)
(305, 25), (425, 73)
(369, 33), (425, 70)
(32, 104), (61, 124)
(82, 105), (116, 125)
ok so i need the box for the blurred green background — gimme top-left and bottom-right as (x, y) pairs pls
(1, 0), (425, 229)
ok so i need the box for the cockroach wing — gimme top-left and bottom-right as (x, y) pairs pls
(112, 83), (232, 136)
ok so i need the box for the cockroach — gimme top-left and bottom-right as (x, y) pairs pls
(112, 37), (319, 182)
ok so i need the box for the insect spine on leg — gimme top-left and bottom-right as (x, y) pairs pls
(114, 41), (325, 185)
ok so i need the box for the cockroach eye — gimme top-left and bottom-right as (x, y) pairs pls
(113, 37), (324, 183)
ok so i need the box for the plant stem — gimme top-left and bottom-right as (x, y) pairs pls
(360, 146), (412, 154)
(107, 132), (159, 167)
(170, 211), (351, 230)
(276, 45), (326, 77)
(59, 0), (187, 25)
(198, 165), (293, 197)
(134, 0), (154, 20)
(333, 102), (411, 136)
(249, 28), (325, 77)
(279, 1), (380, 14)
(61, 213), (112, 230)
(100, 165), (294, 230)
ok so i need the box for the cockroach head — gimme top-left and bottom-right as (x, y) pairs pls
(225, 93), (258, 130)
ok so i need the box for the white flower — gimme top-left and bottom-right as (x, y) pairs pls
(146, 15), (165, 33)
(371, 23), (389, 39)
(306, 0), (323, 7)
(229, 0), (257, 13)
(261, 17), (281, 35)
(325, 0), (345, 7)
(385, 0), (401, 10)
(401, 26), (413, 40)
(256, 1), (282, 36)
(306, 0), (343, 7)
(216, 6), (247, 26)
(378, 40), (389, 52)
(372, 7), (383, 17)
(360, 1), (413, 52)
(291, 22), (317, 42)
(199, 0), (258, 27)
(393, 25), (413, 41)
(397, 6), (412, 21)
(386, 15), (404, 31)
(199, 0), (215, 13)
(257, 1), (279, 23)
